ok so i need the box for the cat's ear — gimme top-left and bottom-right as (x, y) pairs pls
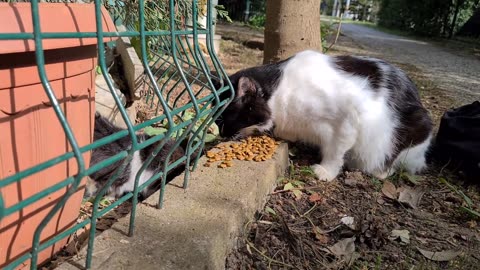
(237, 76), (257, 97)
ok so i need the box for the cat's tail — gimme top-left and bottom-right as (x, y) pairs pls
(394, 133), (433, 174)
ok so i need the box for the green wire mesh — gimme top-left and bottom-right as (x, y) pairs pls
(0, 0), (234, 269)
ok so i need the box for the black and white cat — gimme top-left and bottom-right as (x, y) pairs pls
(215, 50), (433, 181)
(86, 113), (193, 200)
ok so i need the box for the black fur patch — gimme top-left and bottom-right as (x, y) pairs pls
(384, 67), (433, 164)
(333, 55), (383, 89)
(215, 59), (288, 138)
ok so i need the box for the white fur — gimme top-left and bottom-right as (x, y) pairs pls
(393, 133), (432, 174)
(115, 151), (154, 196)
(252, 50), (431, 181)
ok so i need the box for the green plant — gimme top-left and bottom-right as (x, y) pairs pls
(144, 109), (219, 144)
(248, 13), (266, 28)
(378, 0), (478, 37)
(105, 0), (192, 61)
(215, 4), (232, 23)
(321, 21), (333, 51)
(107, 1), (231, 60)
(439, 177), (480, 219)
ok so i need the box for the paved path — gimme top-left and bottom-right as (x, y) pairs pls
(340, 23), (480, 104)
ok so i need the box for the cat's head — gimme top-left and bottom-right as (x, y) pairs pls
(214, 75), (271, 138)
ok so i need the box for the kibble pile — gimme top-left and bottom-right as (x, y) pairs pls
(205, 135), (280, 168)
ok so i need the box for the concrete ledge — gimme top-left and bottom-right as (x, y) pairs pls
(58, 143), (288, 270)
(95, 74), (136, 129)
(116, 25), (145, 101)
(95, 25), (143, 128)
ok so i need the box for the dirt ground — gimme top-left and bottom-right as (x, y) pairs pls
(217, 23), (480, 270)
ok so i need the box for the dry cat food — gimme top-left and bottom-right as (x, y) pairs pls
(204, 135), (280, 168)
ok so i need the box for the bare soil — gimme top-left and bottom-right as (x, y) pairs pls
(218, 23), (480, 270)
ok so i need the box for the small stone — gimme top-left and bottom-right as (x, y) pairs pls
(377, 197), (385, 205)
(344, 178), (357, 186)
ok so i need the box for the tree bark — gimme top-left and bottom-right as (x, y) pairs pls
(441, 0), (453, 37)
(449, 0), (465, 38)
(263, 0), (322, 64)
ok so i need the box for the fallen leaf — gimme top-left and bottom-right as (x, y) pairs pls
(417, 247), (461, 261)
(283, 182), (294, 191)
(308, 192), (323, 203)
(400, 172), (421, 185)
(283, 182), (302, 200)
(389, 229), (410, 244)
(328, 237), (356, 257)
(265, 206), (276, 216)
(398, 187), (425, 209)
(292, 189), (303, 200)
(341, 216), (355, 230)
(381, 180), (397, 200)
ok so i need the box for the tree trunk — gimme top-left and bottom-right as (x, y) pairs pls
(441, 0), (452, 37)
(263, 0), (322, 64)
(449, 0), (465, 38)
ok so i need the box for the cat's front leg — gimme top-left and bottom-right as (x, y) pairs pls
(312, 163), (341, 182)
(312, 122), (358, 182)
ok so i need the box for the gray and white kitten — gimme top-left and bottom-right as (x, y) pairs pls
(215, 50), (433, 181)
(86, 113), (193, 200)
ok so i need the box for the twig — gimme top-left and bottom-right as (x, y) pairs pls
(303, 203), (319, 217)
(243, 219), (296, 268)
(269, 249), (282, 269)
(246, 241), (295, 269)
(289, 201), (341, 234)
(326, 13), (344, 52)
(438, 159), (451, 176)
(270, 186), (321, 195)
(289, 201), (303, 217)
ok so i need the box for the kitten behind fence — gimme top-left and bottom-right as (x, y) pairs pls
(85, 113), (196, 200)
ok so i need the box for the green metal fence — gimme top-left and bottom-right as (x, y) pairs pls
(0, 0), (233, 269)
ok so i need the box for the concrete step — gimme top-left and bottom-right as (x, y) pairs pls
(58, 143), (288, 270)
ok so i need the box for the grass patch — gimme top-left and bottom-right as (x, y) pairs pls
(439, 177), (480, 220)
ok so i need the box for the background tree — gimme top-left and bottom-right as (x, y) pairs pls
(457, 6), (480, 37)
(450, 0), (467, 38)
(378, 0), (478, 38)
(263, 0), (322, 64)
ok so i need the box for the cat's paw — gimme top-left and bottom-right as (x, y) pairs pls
(312, 164), (337, 182)
(372, 168), (396, 179)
